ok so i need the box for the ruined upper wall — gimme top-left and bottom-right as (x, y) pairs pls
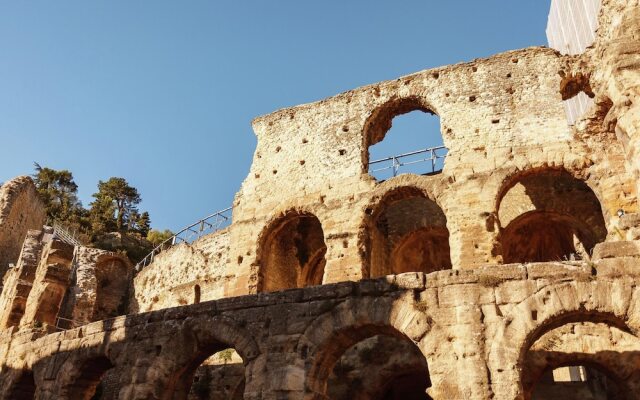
(243, 47), (570, 196)
(0, 177), (46, 280)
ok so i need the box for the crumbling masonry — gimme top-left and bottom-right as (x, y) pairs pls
(1, 0), (640, 399)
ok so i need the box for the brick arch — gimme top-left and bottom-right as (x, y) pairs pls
(156, 315), (260, 400)
(255, 207), (328, 292)
(359, 182), (451, 278)
(487, 279), (640, 399)
(298, 294), (432, 397)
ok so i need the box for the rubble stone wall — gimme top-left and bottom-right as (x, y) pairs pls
(131, 228), (230, 312)
(0, 177), (46, 280)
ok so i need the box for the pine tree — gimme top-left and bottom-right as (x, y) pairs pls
(90, 177), (141, 232)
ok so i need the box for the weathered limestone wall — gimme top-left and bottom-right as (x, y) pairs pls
(0, 230), (45, 330)
(588, 0), (640, 197)
(19, 239), (74, 329)
(0, 251), (639, 399)
(118, 0), (640, 312)
(60, 247), (132, 326)
(130, 228), (230, 312)
(0, 177), (46, 280)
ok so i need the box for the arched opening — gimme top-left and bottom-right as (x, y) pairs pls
(309, 326), (431, 399)
(66, 356), (114, 400)
(365, 97), (446, 181)
(258, 211), (327, 292)
(520, 318), (640, 399)
(497, 169), (606, 263)
(531, 364), (623, 399)
(6, 370), (36, 400)
(93, 256), (130, 320)
(168, 346), (245, 400)
(194, 284), (201, 304)
(366, 187), (451, 278)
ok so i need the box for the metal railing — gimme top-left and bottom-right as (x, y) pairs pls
(54, 316), (82, 331)
(369, 145), (447, 178)
(135, 145), (448, 272)
(52, 223), (83, 247)
(135, 207), (233, 271)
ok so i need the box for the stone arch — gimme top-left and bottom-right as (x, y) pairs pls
(495, 167), (607, 263)
(361, 185), (451, 278)
(159, 315), (260, 400)
(299, 295), (432, 398)
(256, 209), (327, 292)
(54, 348), (116, 400)
(2, 369), (36, 400)
(487, 279), (640, 399)
(521, 320), (640, 399)
(362, 96), (444, 175)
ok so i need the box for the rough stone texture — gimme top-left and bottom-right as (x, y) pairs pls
(0, 230), (46, 330)
(131, 228), (230, 312)
(0, 177), (46, 281)
(0, 0), (639, 399)
(0, 265), (636, 399)
(19, 238), (75, 329)
(59, 247), (132, 326)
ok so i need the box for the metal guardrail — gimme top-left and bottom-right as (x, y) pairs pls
(369, 145), (447, 178)
(135, 207), (232, 271)
(54, 316), (82, 331)
(52, 223), (82, 247)
(136, 145), (448, 272)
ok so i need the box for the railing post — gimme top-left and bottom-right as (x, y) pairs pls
(431, 148), (435, 172)
(392, 156), (398, 177)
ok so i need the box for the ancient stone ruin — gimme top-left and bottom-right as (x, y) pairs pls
(1, 0), (640, 398)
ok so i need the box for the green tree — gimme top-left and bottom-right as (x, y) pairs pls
(32, 163), (83, 223)
(147, 229), (174, 246)
(135, 211), (151, 236)
(90, 177), (141, 232)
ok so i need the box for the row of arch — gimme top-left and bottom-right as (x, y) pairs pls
(4, 279), (638, 399)
(256, 167), (607, 293)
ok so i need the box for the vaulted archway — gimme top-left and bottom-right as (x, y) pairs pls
(257, 211), (327, 292)
(496, 169), (607, 263)
(364, 187), (451, 278)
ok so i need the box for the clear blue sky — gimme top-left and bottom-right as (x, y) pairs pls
(0, 1), (550, 232)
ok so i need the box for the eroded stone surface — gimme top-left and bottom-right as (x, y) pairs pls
(0, 0), (638, 399)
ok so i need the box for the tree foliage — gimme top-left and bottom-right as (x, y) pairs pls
(32, 162), (83, 223)
(91, 177), (141, 231)
(147, 229), (174, 246)
(32, 163), (162, 263)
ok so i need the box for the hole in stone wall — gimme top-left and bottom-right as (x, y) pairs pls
(366, 187), (451, 277)
(469, 96), (476, 102)
(338, 149), (346, 156)
(258, 212), (327, 292)
(365, 97), (446, 181)
(194, 285), (201, 304)
(497, 169), (607, 264)
(559, 72), (595, 101)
